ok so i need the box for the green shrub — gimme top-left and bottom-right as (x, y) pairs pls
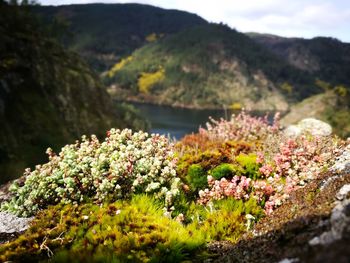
(1, 129), (180, 217)
(185, 164), (207, 191)
(235, 153), (260, 179)
(210, 163), (240, 180)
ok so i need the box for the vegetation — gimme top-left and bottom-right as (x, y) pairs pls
(1, 2), (349, 262)
(107, 56), (133, 78)
(0, 1), (148, 184)
(138, 67), (165, 93)
(1, 129), (179, 217)
(185, 164), (207, 191)
(1, 111), (346, 261)
(0, 195), (263, 262)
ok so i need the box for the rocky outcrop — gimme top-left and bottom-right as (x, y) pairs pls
(309, 184), (350, 246)
(211, 141), (350, 262)
(0, 181), (32, 244)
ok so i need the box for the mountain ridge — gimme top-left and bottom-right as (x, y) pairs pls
(248, 33), (350, 86)
(32, 3), (208, 71)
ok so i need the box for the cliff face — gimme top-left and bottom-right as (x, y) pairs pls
(0, 3), (147, 183)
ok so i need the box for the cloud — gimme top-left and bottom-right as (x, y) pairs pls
(39, 0), (350, 42)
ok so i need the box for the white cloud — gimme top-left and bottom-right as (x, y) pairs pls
(39, 0), (350, 42)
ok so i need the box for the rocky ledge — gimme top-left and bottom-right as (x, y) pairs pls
(210, 142), (350, 263)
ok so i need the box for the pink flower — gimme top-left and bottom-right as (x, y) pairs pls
(265, 200), (275, 215)
(256, 152), (265, 164)
(259, 164), (273, 177)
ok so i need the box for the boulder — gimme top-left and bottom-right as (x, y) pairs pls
(0, 212), (33, 244)
(284, 118), (332, 137)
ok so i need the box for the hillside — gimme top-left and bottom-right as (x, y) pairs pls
(0, 2), (147, 184)
(105, 23), (320, 110)
(32, 3), (207, 71)
(32, 4), (350, 112)
(248, 33), (350, 87)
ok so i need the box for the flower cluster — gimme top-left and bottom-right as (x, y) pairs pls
(199, 111), (281, 143)
(254, 135), (340, 213)
(1, 129), (179, 217)
(198, 174), (277, 214)
(196, 134), (341, 214)
(198, 175), (252, 204)
(190, 112), (344, 215)
(272, 136), (333, 185)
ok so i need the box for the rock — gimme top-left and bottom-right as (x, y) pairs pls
(336, 185), (350, 201)
(331, 145), (350, 174)
(278, 258), (299, 263)
(320, 145), (350, 190)
(309, 185), (350, 246)
(284, 118), (332, 137)
(0, 212), (33, 243)
(284, 125), (303, 137)
(0, 212), (33, 234)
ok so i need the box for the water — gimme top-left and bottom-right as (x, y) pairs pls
(131, 103), (235, 140)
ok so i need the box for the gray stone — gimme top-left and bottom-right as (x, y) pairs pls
(284, 118), (332, 137)
(331, 145), (350, 174)
(336, 184), (350, 201)
(278, 258), (299, 263)
(284, 125), (302, 137)
(309, 189), (350, 246)
(0, 212), (33, 234)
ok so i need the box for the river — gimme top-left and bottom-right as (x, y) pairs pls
(131, 103), (242, 140)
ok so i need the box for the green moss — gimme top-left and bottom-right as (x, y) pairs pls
(210, 163), (239, 180)
(235, 153), (260, 180)
(176, 149), (226, 179)
(0, 195), (207, 262)
(0, 195), (264, 262)
(188, 197), (264, 242)
(185, 164), (207, 191)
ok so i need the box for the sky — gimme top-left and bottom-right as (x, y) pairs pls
(39, 0), (350, 42)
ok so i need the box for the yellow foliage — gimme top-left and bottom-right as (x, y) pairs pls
(335, 85), (348, 97)
(107, 56), (133, 78)
(138, 67), (165, 93)
(145, 33), (164, 42)
(145, 33), (158, 42)
(230, 102), (242, 110)
(315, 79), (331, 91)
(280, 82), (293, 94)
